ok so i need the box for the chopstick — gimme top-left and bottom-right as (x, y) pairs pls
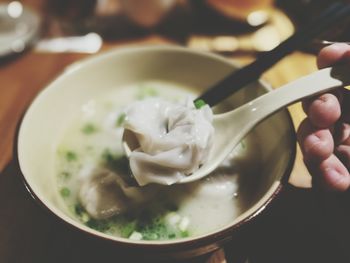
(196, 2), (350, 107)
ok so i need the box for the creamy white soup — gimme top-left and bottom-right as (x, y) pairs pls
(55, 82), (250, 241)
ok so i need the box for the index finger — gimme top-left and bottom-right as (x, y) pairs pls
(317, 43), (350, 69)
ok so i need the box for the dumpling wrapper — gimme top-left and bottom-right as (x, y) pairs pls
(123, 98), (214, 186)
(79, 168), (158, 219)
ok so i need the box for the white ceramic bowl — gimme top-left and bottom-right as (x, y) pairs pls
(17, 45), (296, 260)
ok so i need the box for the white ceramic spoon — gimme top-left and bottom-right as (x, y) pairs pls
(179, 64), (350, 183)
(123, 64), (349, 184)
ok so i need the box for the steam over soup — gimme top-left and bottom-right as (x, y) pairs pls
(55, 82), (250, 241)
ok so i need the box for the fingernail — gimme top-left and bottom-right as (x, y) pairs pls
(328, 42), (350, 51)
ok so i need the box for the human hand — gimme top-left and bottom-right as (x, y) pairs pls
(297, 43), (350, 191)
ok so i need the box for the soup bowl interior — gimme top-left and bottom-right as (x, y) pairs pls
(17, 46), (295, 256)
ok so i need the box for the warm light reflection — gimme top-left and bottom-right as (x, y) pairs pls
(247, 10), (269, 26)
(253, 25), (280, 51)
(7, 1), (23, 18)
(212, 36), (239, 52)
(35, 33), (103, 54)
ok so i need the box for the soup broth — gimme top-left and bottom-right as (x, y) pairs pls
(55, 82), (253, 241)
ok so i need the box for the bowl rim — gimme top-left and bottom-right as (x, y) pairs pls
(16, 44), (296, 248)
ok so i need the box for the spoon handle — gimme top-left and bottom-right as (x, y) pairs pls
(231, 63), (350, 128)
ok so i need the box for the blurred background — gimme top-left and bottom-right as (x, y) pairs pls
(0, 0), (349, 59)
(0, 1), (350, 263)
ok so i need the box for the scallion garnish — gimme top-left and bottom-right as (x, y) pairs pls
(194, 99), (206, 109)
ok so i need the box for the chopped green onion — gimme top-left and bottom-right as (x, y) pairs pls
(65, 151), (77, 162)
(60, 187), (70, 198)
(142, 232), (159, 240)
(120, 221), (137, 238)
(82, 123), (97, 134)
(168, 233), (176, 239)
(86, 218), (111, 232)
(180, 230), (189, 238)
(194, 99), (206, 109)
(116, 113), (126, 127)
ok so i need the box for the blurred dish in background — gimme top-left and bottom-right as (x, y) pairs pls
(188, 8), (294, 54)
(39, 0), (296, 54)
(43, 0), (284, 47)
(120, 0), (178, 28)
(0, 1), (41, 57)
(206, 0), (274, 26)
(45, 0), (190, 41)
(46, 0), (99, 35)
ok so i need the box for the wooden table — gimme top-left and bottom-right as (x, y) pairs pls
(2, 1), (339, 262)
